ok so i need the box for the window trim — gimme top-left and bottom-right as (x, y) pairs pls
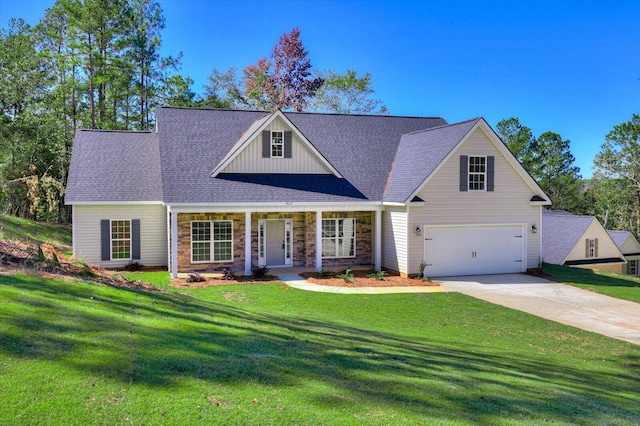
(271, 130), (284, 158)
(190, 220), (234, 264)
(468, 155), (487, 191)
(110, 219), (131, 261)
(321, 218), (356, 259)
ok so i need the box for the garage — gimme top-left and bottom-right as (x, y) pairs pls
(422, 224), (526, 277)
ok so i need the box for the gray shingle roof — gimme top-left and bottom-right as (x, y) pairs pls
(607, 230), (629, 249)
(384, 118), (480, 203)
(155, 107), (447, 204)
(66, 130), (162, 202)
(542, 209), (597, 265)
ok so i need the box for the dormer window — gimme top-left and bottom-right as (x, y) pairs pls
(468, 156), (486, 191)
(271, 131), (284, 158)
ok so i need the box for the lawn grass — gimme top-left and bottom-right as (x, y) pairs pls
(0, 213), (71, 250)
(543, 263), (640, 303)
(1, 272), (638, 425)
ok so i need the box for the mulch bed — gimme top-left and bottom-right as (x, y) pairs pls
(299, 270), (437, 287)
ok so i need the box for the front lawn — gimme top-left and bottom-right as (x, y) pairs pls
(543, 263), (640, 303)
(1, 272), (638, 425)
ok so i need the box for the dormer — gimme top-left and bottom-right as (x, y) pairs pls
(211, 110), (341, 177)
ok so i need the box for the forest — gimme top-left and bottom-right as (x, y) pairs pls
(1, 0), (639, 239)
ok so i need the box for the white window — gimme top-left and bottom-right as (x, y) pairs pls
(468, 156), (486, 191)
(587, 238), (596, 258)
(111, 220), (131, 260)
(191, 220), (233, 263)
(271, 131), (284, 158)
(322, 218), (355, 258)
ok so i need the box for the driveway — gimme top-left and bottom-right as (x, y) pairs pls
(436, 274), (640, 345)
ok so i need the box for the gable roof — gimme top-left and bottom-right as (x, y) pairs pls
(155, 107), (447, 204)
(542, 209), (624, 265)
(607, 230), (640, 255)
(210, 109), (341, 178)
(66, 130), (162, 203)
(384, 118), (480, 203)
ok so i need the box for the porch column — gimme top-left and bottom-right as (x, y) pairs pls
(245, 211), (252, 275)
(315, 210), (323, 271)
(171, 212), (178, 279)
(375, 209), (382, 270)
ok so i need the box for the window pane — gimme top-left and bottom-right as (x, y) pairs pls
(322, 239), (336, 257)
(213, 221), (232, 241)
(213, 241), (232, 261)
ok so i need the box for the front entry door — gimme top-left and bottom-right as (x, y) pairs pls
(259, 219), (293, 267)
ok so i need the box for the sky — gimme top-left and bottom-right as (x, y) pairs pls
(2, 0), (639, 178)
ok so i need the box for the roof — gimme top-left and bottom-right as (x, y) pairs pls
(66, 130), (162, 203)
(607, 230), (640, 255)
(542, 209), (597, 265)
(154, 107), (447, 204)
(384, 118), (480, 203)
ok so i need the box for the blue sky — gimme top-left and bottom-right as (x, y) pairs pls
(2, 0), (639, 178)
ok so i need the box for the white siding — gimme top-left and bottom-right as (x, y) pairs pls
(225, 116), (331, 174)
(407, 127), (542, 275)
(73, 204), (168, 268)
(566, 221), (622, 262)
(382, 206), (408, 273)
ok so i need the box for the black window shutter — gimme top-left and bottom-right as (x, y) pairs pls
(284, 131), (292, 158)
(101, 220), (110, 261)
(262, 130), (270, 158)
(459, 155), (468, 191)
(487, 156), (495, 191)
(132, 219), (141, 260)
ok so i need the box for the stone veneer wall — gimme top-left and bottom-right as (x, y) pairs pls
(177, 213), (245, 272)
(176, 211), (374, 273)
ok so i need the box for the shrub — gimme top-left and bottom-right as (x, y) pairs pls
(336, 267), (354, 283)
(367, 267), (387, 281)
(252, 265), (269, 279)
(124, 261), (144, 272)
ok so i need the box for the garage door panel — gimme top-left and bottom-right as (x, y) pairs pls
(423, 225), (525, 277)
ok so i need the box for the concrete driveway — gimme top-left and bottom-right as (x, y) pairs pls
(436, 274), (640, 345)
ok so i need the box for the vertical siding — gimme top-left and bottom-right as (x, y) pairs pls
(225, 116), (330, 174)
(566, 221), (623, 262)
(407, 128), (542, 274)
(73, 204), (168, 268)
(382, 207), (408, 273)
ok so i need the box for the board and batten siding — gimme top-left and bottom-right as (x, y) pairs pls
(381, 207), (408, 273)
(565, 220), (621, 263)
(407, 127), (542, 275)
(73, 204), (168, 268)
(224, 116), (330, 174)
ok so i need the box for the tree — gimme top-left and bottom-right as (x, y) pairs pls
(206, 27), (323, 111)
(583, 175), (637, 232)
(594, 114), (640, 236)
(309, 69), (388, 114)
(496, 118), (536, 173)
(157, 74), (200, 107)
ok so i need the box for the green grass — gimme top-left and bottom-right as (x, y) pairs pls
(543, 263), (640, 303)
(0, 214), (71, 249)
(1, 272), (638, 425)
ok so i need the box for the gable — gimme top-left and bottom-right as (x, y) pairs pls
(565, 220), (623, 262)
(223, 116), (332, 174)
(416, 125), (545, 205)
(616, 232), (640, 255)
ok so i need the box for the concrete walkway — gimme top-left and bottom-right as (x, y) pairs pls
(436, 274), (640, 345)
(276, 273), (444, 294)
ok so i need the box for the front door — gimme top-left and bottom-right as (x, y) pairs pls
(259, 219), (293, 267)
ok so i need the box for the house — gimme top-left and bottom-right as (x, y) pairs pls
(66, 107), (550, 278)
(541, 209), (626, 272)
(607, 230), (640, 276)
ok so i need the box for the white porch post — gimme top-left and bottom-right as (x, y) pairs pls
(375, 209), (382, 270)
(245, 211), (252, 275)
(315, 210), (323, 271)
(171, 211), (178, 279)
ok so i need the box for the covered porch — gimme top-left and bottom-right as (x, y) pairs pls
(167, 203), (383, 278)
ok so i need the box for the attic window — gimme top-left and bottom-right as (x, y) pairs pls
(271, 131), (284, 158)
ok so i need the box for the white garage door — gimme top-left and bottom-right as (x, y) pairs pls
(423, 224), (525, 277)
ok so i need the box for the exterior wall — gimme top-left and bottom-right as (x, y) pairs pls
(620, 236), (640, 254)
(581, 263), (625, 274)
(225, 116), (330, 174)
(406, 127), (542, 275)
(381, 206), (408, 274)
(175, 210), (373, 273)
(73, 204), (167, 268)
(565, 221), (622, 263)
(177, 213), (246, 272)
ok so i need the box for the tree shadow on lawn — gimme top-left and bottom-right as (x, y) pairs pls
(544, 263), (640, 288)
(1, 274), (639, 424)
